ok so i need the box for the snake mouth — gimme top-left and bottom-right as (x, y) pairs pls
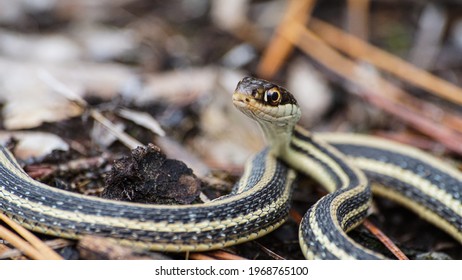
(232, 92), (257, 113)
(233, 92), (294, 124)
(232, 92), (268, 118)
(233, 90), (300, 126)
(232, 93), (247, 107)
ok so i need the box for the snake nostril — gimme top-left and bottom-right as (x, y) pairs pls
(245, 98), (250, 102)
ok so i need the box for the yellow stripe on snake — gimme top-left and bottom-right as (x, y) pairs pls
(0, 77), (460, 259)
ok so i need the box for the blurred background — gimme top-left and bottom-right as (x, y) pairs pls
(0, 0), (461, 259)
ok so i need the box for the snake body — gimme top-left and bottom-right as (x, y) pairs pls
(0, 77), (461, 259)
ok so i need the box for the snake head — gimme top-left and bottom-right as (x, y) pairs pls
(233, 77), (301, 125)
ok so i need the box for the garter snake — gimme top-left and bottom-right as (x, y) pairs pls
(0, 77), (461, 259)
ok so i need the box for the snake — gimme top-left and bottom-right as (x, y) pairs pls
(0, 77), (461, 259)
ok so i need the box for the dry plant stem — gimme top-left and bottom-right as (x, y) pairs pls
(309, 18), (462, 106)
(389, 132), (443, 151)
(40, 70), (144, 150)
(346, 0), (370, 39)
(0, 239), (73, 259)
(362, 219), (409, 260)
(0, 213), (62, 260)
(289, 208), (303, 224)
(207, 250), (248, 260)
(188, 253), (217, 260)
(364, 93), (462, 155)
(284, 22), (462, 155)
(257, 0), (316, 78)
(397, 99), (462, 135)
(90, 109), (143, 150)
(0, 225), (45, 260)
(374, 131), (442, 152)
(189, 250), (247, 260)
(254, 242), (286, 260)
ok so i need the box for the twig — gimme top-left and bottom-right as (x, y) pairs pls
(39, 69), (143, 150)
(188, 253), (217, 260)
(363, 93), (462, 154)
(257, 0), (317, 78)
(189, 250), (247, 260)
(289, 208), (303, 224)
(346, 0), (370, 39)
(282, 21), (462, 155)
(0, 225), (45, 260)
(309, 18), (462, 106)
(0, 239), (73, 259)
(254, 242), (286, 260)
(374, 131), (444, 152)
(363, 219), (409, 260)
(207, 250), (248, 260)
(90, 110), (143, 149)
(0, 213), (62, 260)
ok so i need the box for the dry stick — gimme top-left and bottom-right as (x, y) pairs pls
(39, 70), (143, 150)
(257, 0), (317, 78)
(188, 253), (217, 260)
(207, 250), (248, 260)
(0, 225), (45, 260)
(289, 208), (303, 224)
(364, 93), (462, 155)
(374, 131), (443, 152)
(346, 0), (370, 40)
(254, 242), (286, 260)
(0, 239), (73, 260)
(398, 98), (462, 135)
(0, 213), (62, 260)
(284, 22), (462, 155)
(189, 250), (248, 260)
(285, 11), (457, 133)
(362, 219), (409, 260)
(90, 110), (143, 149)
(309, 19), (462, 134)
(309, 18), (462, 106)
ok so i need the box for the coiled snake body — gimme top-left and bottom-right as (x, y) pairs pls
(0, 77), (460, 259)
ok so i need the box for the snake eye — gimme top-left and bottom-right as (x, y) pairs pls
(265, 88), (282, 106)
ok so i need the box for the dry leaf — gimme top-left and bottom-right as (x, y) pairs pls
(0, 58), (138, 129)
(118, 108), (166, 137)
(0, 131), (68, 160)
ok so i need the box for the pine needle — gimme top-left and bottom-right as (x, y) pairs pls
(0, 213), (62, 260)
(363, 219), (409, 260)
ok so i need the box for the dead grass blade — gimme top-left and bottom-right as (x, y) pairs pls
(289, 208), (303, 224)
(0, 213), (62, 260)
(346, 0), (370, 39)
(0, 239), (73, 260)
(257, 0), (317, 79)
(309, 18), (462, 106)
(189, 250), (247, 260)
(282, 22), (462, 155)
(40, 69), (143, 150)
(363, 219), (409, 260)
(188, 252), (218, 260)
(362, 93), (462, 154)
(207, 250), (248, 260)
(0, 225), (44, 260)
(254, 242), (286, 260)
(90, 110), (143, 149)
